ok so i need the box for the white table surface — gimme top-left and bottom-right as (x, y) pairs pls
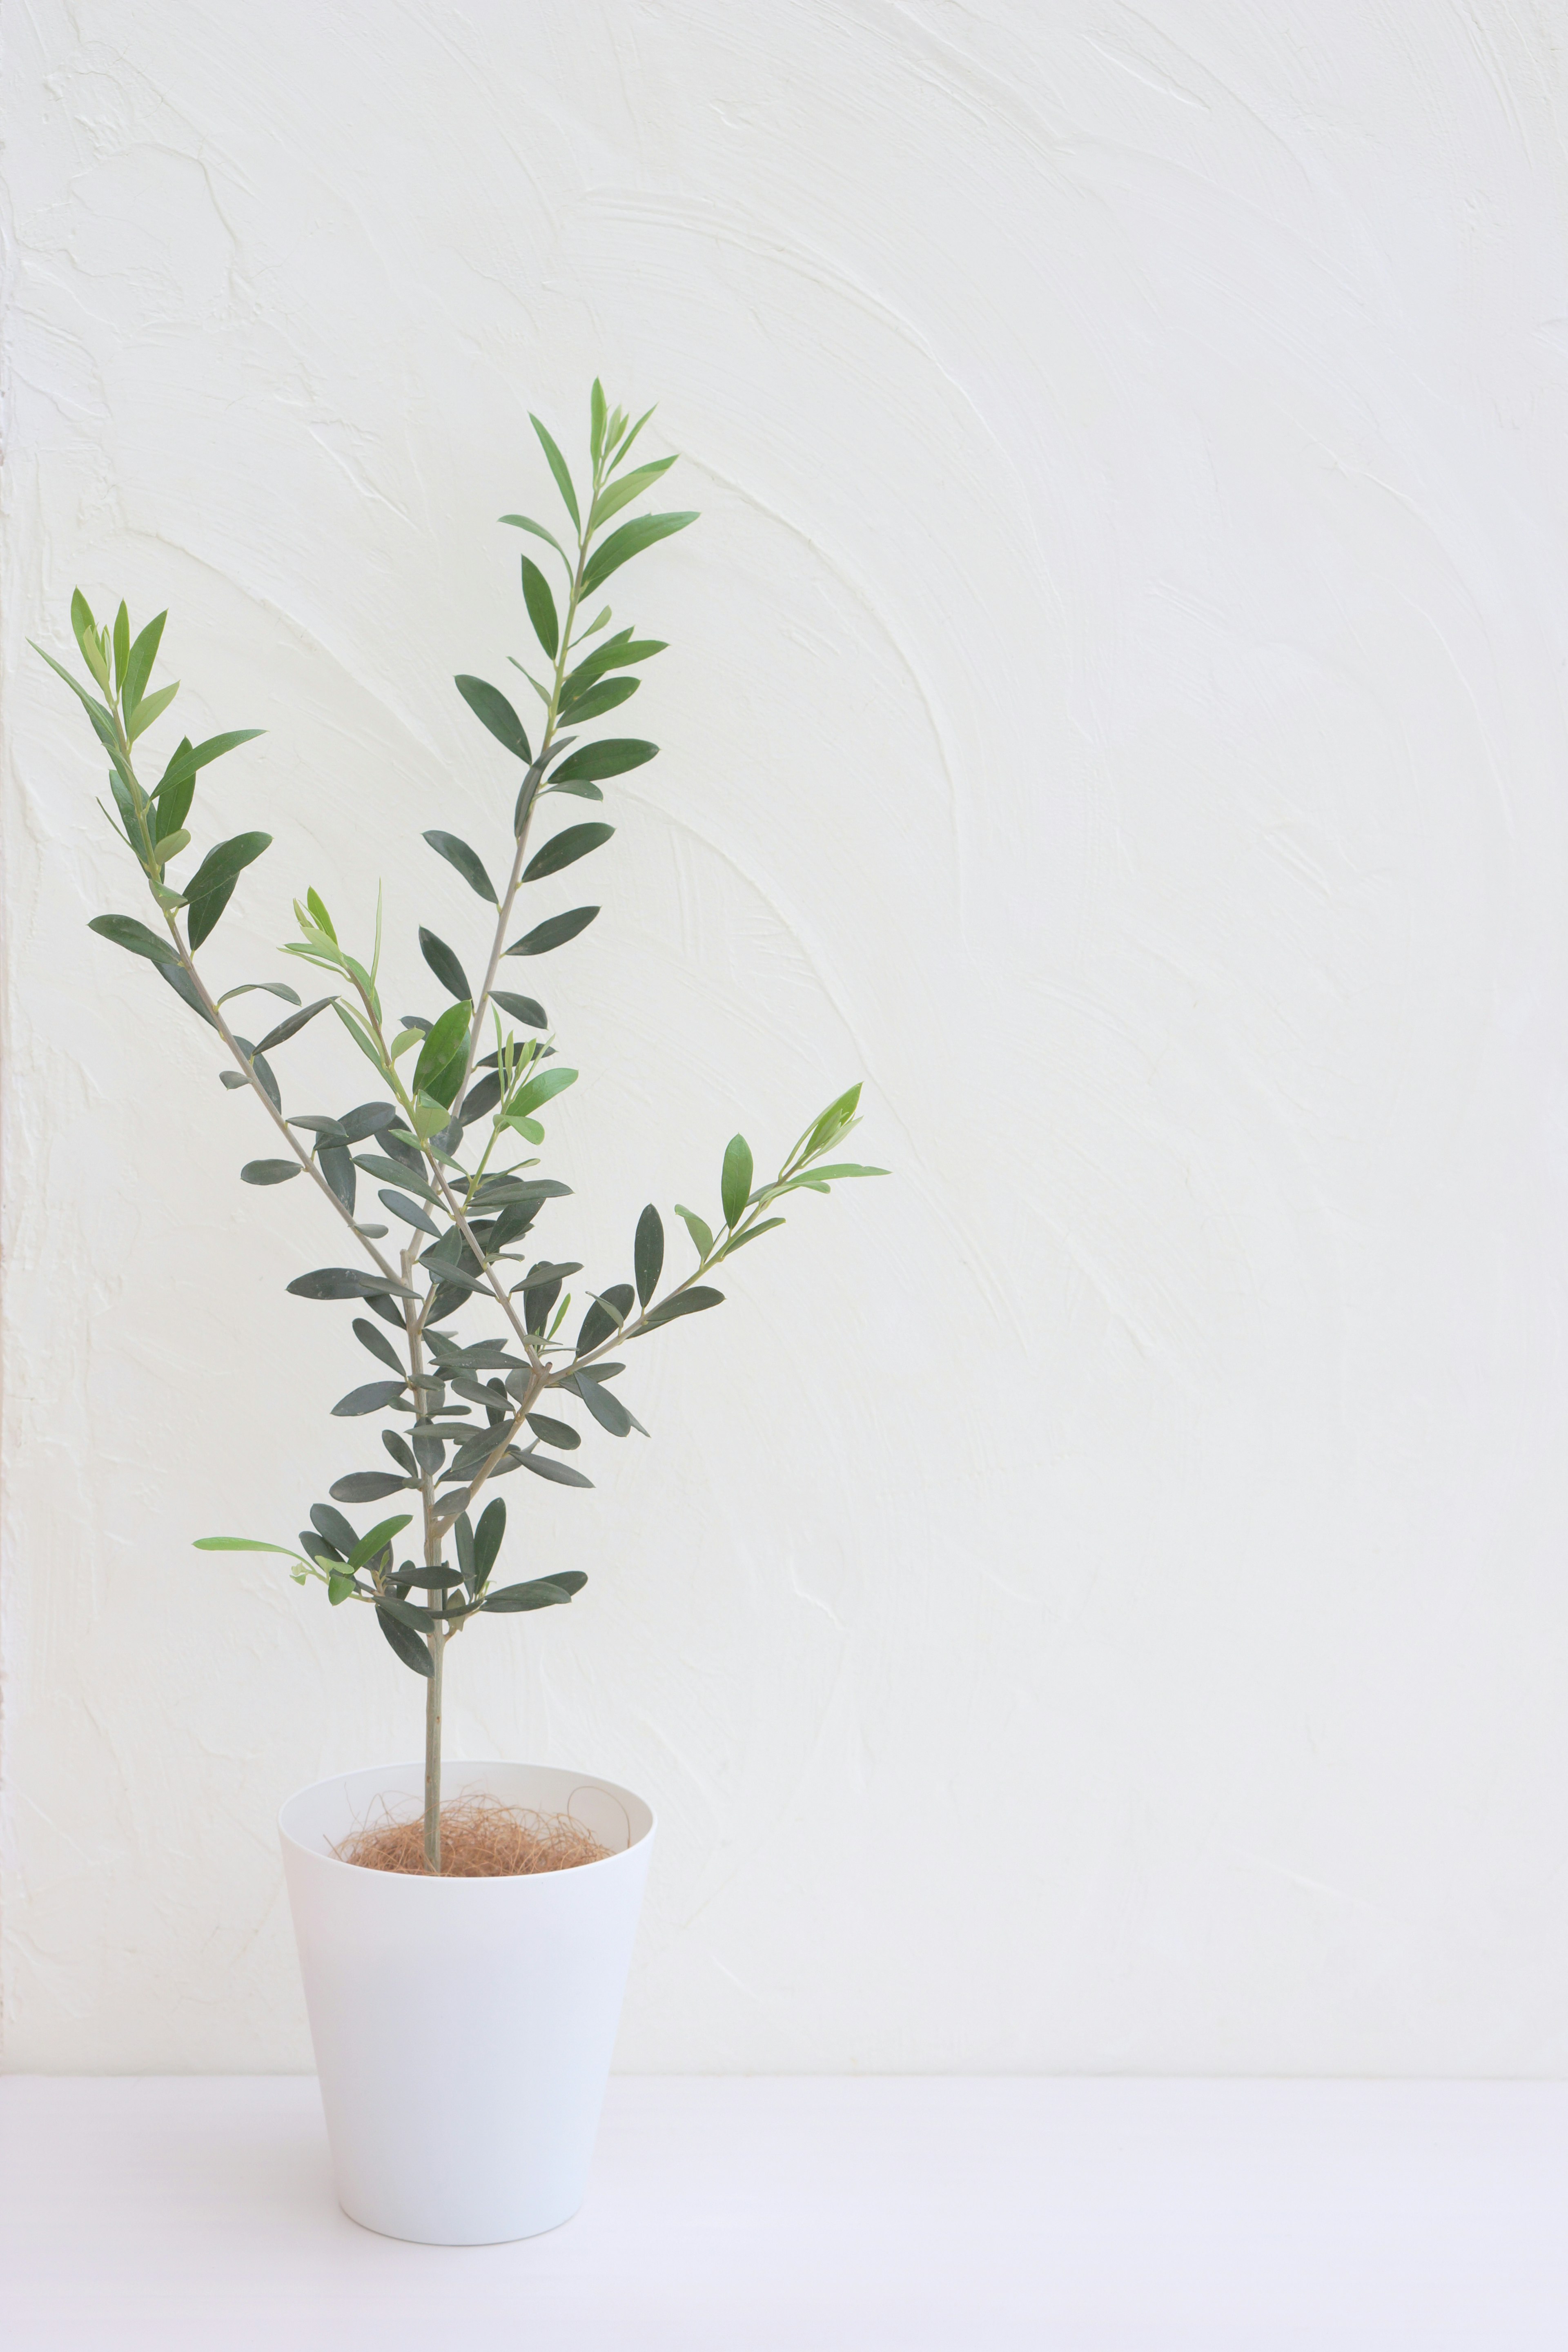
(2, 2074), (1565, 2349)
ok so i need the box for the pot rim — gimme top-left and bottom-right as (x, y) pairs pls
(278, 1757), (656, 1885)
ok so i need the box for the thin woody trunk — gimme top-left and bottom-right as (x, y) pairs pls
(423, 1623), (445, 1872)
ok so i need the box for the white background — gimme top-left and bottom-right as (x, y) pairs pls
(4, 0), (1568, 2077)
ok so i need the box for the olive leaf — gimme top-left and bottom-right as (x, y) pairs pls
(634, 1204), (664, 1307)
(423, 832), (498, 904)
(523, 824), (613, 883)
(454, 675), (532, 764)
(419, 929), (471, 1001)
(504, 906), (599, 956)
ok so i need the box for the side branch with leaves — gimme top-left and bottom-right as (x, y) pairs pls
(39, 382), (884, 1873)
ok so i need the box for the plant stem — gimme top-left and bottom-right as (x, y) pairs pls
(423, 1626), (444, 1874)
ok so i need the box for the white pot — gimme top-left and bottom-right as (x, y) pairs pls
(279, 1758), (655, 2244)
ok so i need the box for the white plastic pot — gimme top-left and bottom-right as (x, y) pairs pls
(279, 1758), (655, 2244)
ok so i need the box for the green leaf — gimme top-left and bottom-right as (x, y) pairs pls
(241, 1159), (301, 1185)
(376, 1605), (434, 1675)
(609, 405), (657, 472)
(332, 1380), (407, 1417)
(350, 1317), (403, 1373)
(126, 679), (179, 743)
(122, 610), (167, 717)
(523, 823), (613, 883)
(155, 959), (217, 1027)
(526, 1413), (580, 1450)
(218, 982), (301, 1009)
(499, 514), (572, 566)
(510, 1065), (577, 1118)
(718, 1216), (786, 1255)
(327, 1571), (356, 1605)
(112, 601), (130, 689)
(577, 1282), (635, 1356)
(802, 1083), (862, 1163)
(549, 738), (657, 786)
(150, 826), (190, 864)
(419, 928), (471, 1001)
(287, 1268), (416, 1302)
(491, 989), (547, 1027)
(581, 511), (698, 596)
(504, 906), (599, 957)
(521, 557), (559, 660)
(194, 1536), (298, 1554)
(483, 1571), (587, 1611)
(721, 1135), (753, 1230)
(88, 913), (180, 967)
(569, 1371), (642, 1438)
(473, 1497), (506, 1584)
(318, 1142), (357, 1215)
(311, 1503), (360, 1555)
(255, 995), (335, 1054)
(796, 1162), (887, 1183)
(636, 1285), (725, 1333)
(413, 997), (472, 1095)
(454, 674), (532, 764)
(634, 1204), (664, 1308)
(590, 377), (607, 463)
(559, 676), (639, 725)
(185, 831), (272, 951)
(673, 1203), (713, 1261)
(529, 413), (580, 529)
(155, 729), (265, 804)
(590, 456), (677, 529)
(423, 831), (498, 904)
(379, 1187), (440, 1238)
(70, 587), (97, 656)
(353, 1153), (443, 1203)
(334, 1470), (414, 1503)
(33, 639), (117, 737)
(347, 1512), (414, 1569)
(518, 1453), (595, 1489)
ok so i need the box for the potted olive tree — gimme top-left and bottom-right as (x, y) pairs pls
(38, 384), (880, 2245)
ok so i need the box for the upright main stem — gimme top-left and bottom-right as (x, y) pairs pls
(423, 1627), (445, 1873)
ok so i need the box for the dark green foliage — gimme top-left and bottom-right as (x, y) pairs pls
(634, 1204), (663, 1307)
(332, 1381), (407, 1417)
(548, 738), (657, 785)
(287, 1268), (411, 1301)
(526, 1413), (580, 1450)
(377, 1606), (433, 1675)
(89, 913), (179, 966)
(482, 1571), (587, 1611)
(255, 996), (334, 1053)
(521, 556), (559, 659)
(185, 831), (271, 949)
(423, 831), (497, 903)
(419, 928), (471, 1002)
(473, 1498), (506, 1586)
(577, 1282), (635, 1356)
(353, 1318), (403, 1371)
(332, 1471), (413, 1503)
(490, 990), (546, 1027)
(311, 1503), (360, 1555)
(504, 906), (599, 957)
(523, 822), (613, 883)
(455, 674), (531, 763)
(241, 1160), (300, 1185)
(637, 1286), (725, 1332)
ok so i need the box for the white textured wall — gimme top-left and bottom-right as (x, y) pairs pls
(5, 1), (1568, 2076)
